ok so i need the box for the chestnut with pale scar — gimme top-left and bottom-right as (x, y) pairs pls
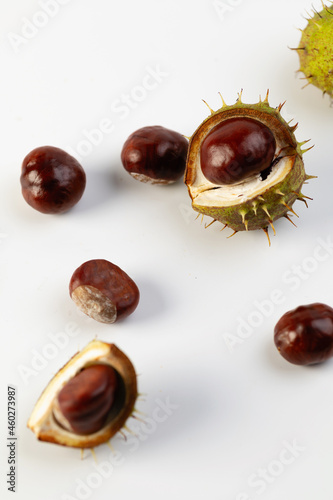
(69, 259), (140, 324)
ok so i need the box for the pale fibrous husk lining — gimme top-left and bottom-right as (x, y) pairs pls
(184, 91), (315, 244)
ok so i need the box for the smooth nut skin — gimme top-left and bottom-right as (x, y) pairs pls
(69, 259), (140, 323)
(20, 145), (86, 214)
(274, 303), (333, 365)
(121, 125), (188, 184)
(54, 364), (118, 435)
(200, 117), (276, 185)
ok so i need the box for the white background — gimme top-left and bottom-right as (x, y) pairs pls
(1, 0), (333, 499)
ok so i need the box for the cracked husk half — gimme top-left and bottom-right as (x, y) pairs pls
(184, 91), (315, 243)
(27, 340), (138, 449)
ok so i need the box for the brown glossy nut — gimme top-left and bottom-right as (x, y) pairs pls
(274, 303), (333, 365)
(20, 145), (86, 214)
(121, 125), (188, 184)
(69, 259), (140, 324)
(200, 117), (276, 185)
(53, 364), (118, 435)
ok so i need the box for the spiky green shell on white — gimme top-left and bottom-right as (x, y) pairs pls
(184, 92), (314, 243)
(296, 3), (333, 97)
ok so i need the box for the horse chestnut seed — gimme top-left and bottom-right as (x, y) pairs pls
(20, 145), (86, 214)
(53, 364), (118, 435)
(121, 125), (188, 184)
(69, 259), (140, 324)
(200, 117), (276, 185)
(274, 303), (333, 365)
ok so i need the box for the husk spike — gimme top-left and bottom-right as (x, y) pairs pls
(202, 99), (215, 115)
(262, 227), (271, 246)
(284, 214), (297, 227)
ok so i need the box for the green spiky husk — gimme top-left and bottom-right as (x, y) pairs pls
(185, 94), (310, 235)
(298, 5), (333, 97)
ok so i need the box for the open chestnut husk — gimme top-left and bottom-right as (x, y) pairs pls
(184, 91), (315, 243)
(27, 340), (138, 448)
(274, 303), (333, 365)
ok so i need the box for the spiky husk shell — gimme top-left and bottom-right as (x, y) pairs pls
(297, 4), (333, 97)
(27, 340), (138, 449)
(185, 92), (313, 241)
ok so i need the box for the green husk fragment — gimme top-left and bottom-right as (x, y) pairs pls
(297, 5), (333, 97)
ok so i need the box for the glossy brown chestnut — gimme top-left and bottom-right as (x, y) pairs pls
(53, 364), (118, 435)
(200, 117), (276, 185)
(121, 125), (188, 184)
(274, 303), (333, 365)
(69, 259), (140, 324)
(20, 145), (86, 214)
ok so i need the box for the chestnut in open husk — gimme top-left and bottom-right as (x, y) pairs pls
(53, 364), (118, 435)
(185, 91), (315, 243)
(27, 340), (138, 448)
